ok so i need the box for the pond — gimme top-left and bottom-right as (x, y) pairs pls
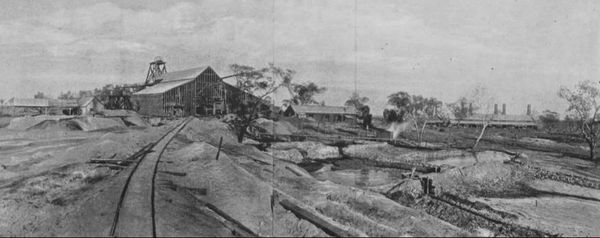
(299, 158), (409, 189)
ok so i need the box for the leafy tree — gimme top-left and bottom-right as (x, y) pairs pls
(559, 80), (600, 162)
(34, 92), (47, 99)
(448, 97), (476, 121)
(386, 91), (441, 122)
(229, 63), (295, 143)
(283, 82), (326, 106)
(538, 110), (560, 132)
(383, 108), (400, 122)
(78, 90), (94, 98)
(58, 91), (76, 100)
(345, 92), (370, 109)
(387, 91), (445, 142)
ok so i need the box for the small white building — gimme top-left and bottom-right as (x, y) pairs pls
(78, 96), (104, 115)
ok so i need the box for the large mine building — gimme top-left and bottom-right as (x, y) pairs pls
(131, 58), (260, 117)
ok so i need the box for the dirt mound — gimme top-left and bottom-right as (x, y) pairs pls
(122, 114), (148, 127)
(7, 116), (75, 130)
(427, 150), (511, 168)
(7, 117), (48, 130)
(180, 118), (274, 165)
(271, 141), (340, 160)
(343, 143), (470, 165)
(26, 120), (79, 131)
(148, 117), (163, 126)
(0, 117), (11, 128)
(71, 117), (126, 132)
(181, 118), (237, 145)
(97, 109), (138, 117)
(268, 148), (304, 163)
(164, 142), (275, 235)
(253, 118), (298, 135)
(88, 139), (137, 159)
(429, 155), (530, 197)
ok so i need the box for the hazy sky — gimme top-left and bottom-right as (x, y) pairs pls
(1, 0), (598, 115)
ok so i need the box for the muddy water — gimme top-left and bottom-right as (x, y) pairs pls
(299, 158), (409, 189)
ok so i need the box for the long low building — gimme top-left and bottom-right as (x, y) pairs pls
(283, 105), (357, 122)
(131, 66), (260, 117)
(1, 97), (103, 116)
(449, 113), (538, 128)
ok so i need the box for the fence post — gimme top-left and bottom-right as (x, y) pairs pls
(215, 137), (223, 160)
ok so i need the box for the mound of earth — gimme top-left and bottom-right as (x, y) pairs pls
(26, 120), (76, 131)
(253, 118), (298, 135)
(181, 118), (237, 145)
(428, 152), (529, 197)
(7, 116), (68, 130)
(97, 109), (138, 117)
(0, 117), (11, 128)
(71, 117), (126, 132)
(122, 114), (148, 127)
(267, 148), (304, 163)
(271, 141), (340, 160)
(343, 143), (471, 164)
(162, 142), (275, 235)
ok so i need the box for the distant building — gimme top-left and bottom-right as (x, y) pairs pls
(78, 96), (104, 115)
(131, 64), (261, 117)
(449, 104), (538, 129)
(1, 97), (105, 116)
(283, 105), (357, 122)
(2, 98), (50, 116)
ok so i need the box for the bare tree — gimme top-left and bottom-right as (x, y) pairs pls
(450, 85), (496, 149)
(559, 80), (600, 162)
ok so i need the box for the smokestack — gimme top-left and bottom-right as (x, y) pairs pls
(494, 104), (498, 115)
(461, 101), (465, 114)
(469, 103), (473, 115)
(502, 104), (506, 115)
(527, 104), (531, 116)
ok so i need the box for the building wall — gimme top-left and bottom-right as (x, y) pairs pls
(132, 94), (165, 116)
(81, 100), (105, 115)
(304, 113), (350, 122)
(163, 81), (195, 116)
(133, 67), (262, 117)
(194, 68), (225, 115)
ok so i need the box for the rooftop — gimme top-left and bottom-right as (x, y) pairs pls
(133, 79), (195, 95)
(158, 66), (211, 82)
(289, 105), (357, 115)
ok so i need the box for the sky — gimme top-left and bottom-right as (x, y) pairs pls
(0, 0), (599, 116)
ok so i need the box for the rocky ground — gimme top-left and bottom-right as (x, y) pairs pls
(1, 114), (599, 236)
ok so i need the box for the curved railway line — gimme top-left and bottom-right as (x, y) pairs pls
(108, 117), (192, 237)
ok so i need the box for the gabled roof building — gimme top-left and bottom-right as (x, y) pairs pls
(132, 64), (260, 117)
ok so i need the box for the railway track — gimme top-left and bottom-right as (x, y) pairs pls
(109, 117), (192, 237)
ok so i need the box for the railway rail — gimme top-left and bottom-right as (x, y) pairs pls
(108, 117), (192, 237)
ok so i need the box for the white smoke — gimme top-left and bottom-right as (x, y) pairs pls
(387, 121), (413, 139)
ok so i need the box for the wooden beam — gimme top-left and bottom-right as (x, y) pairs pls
(274, 189), (368, 237)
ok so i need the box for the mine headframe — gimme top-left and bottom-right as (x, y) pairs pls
(104, 84), (145, 110)
(145, 56), (167, 86)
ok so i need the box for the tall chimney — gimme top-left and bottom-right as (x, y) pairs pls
(527, 104), (531, 116)
(502, 104), (506, 115)
(494, 104), (498, 115)
(461, 101), (465, 115)
(469, 103), (473, 115)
